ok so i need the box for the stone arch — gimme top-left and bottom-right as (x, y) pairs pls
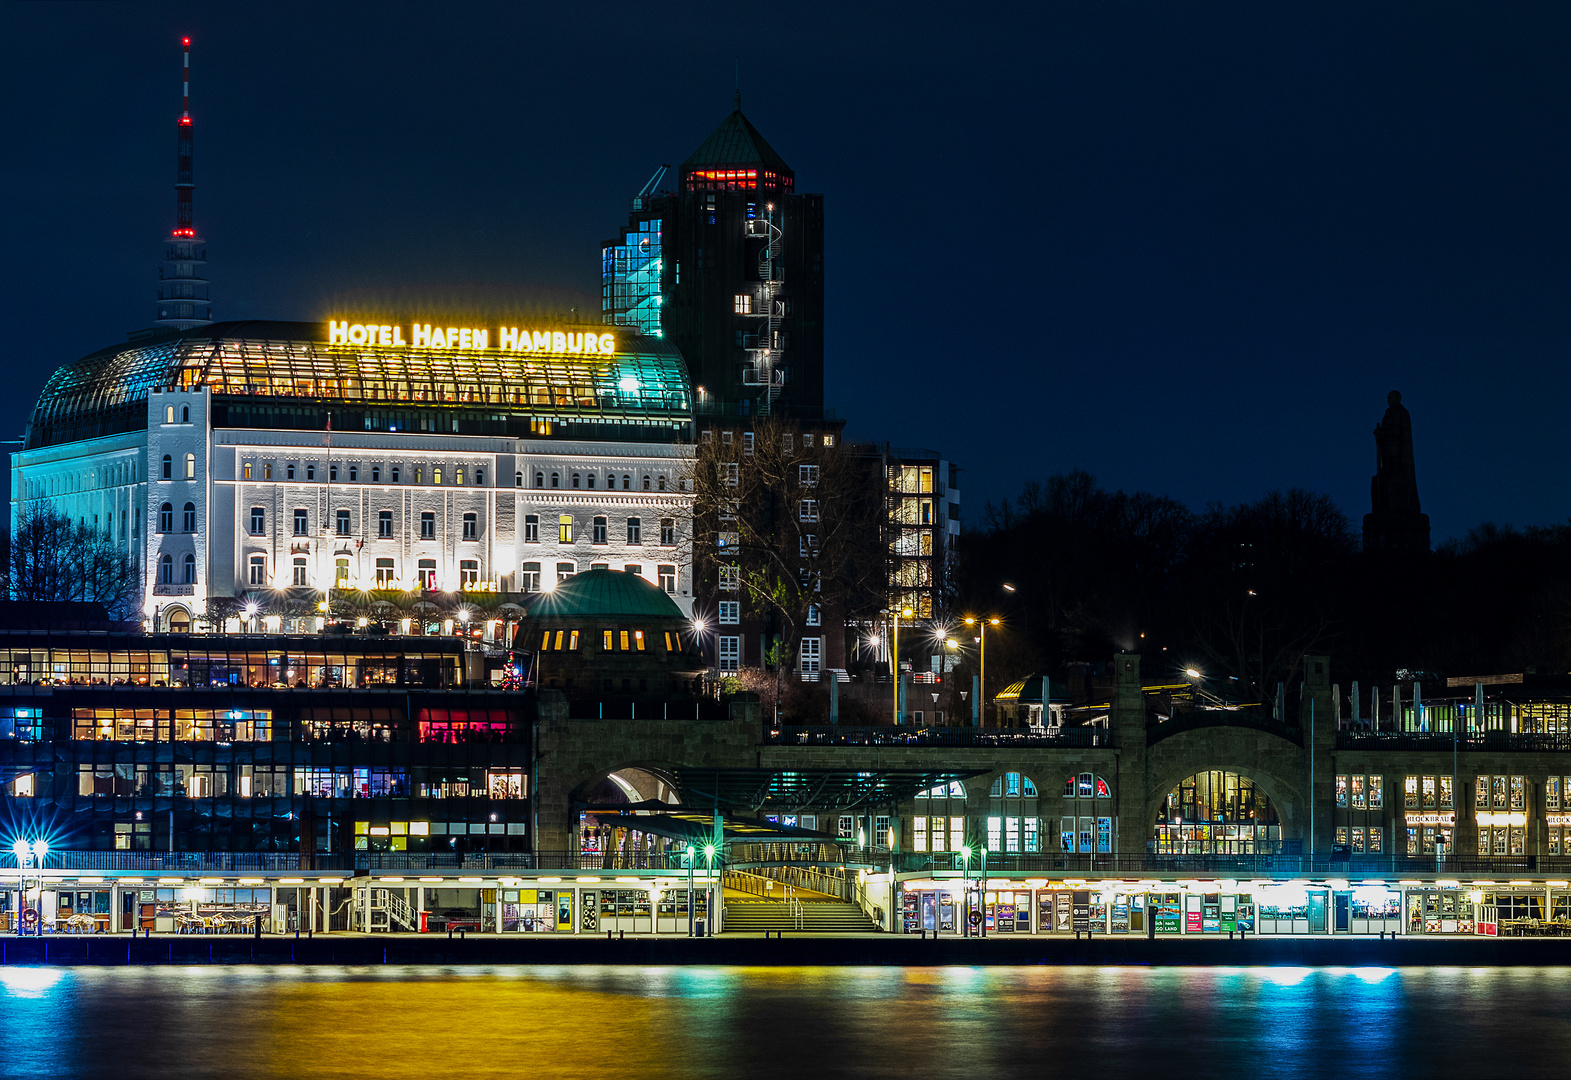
(1143, 728), (1307, 850)
(569, 763), (682, 809)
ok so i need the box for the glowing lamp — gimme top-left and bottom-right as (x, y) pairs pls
(11, 840), (29, 860)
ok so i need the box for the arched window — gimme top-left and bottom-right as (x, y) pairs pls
(622, 474), (631, 490)
(658, 476), (667, 491)
(158, 503), (173, 533)
(515, 471), (524, 488)
(642, 475), (651, 491)
(158, 554), (173, 583)
(587, 473), (596, 489)
(534, 471), (543, 487)
(182, 553), (196, 584)
(161, 455), (172, 480)
(551, 472), (560, 489)
(986, 773), (1040, 853)
(1153, 771), (1279, 855)
(572, 473), (581, 489)
(181, 405), (189, 423)
(1062, 773), (1111, 800)
(165, 405), (175, 424)
(372, 466), (381, 483)
(912, 781), (967, 853)
(182, 502), (196, 532)
(474, 469), (484, 486)
(184, 453), (196, 479)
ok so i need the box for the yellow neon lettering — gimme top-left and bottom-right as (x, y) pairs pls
(393, 325), (406, 346)
(474, 329), (488, 350)
(430, 327), (448, 348)
(412, 324), (430, 347)
(446, 328), (460, 348)
(598, 333), (615, 354)
(379, 325), (393, 346)
(567, 333), (583, 353)
(348, 324), (369, 346)
(552, 331), (567, 352)
(582, 333), (598, 355)
(328, 321), (348, 345)
(459, 328), (473, 349)
(532, 331), (551, 351)
(499, 327), (518, 350)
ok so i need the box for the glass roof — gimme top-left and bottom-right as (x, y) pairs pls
(28, 320), (692, 446)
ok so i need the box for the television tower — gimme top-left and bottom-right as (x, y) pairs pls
(155, 36), (211, 329)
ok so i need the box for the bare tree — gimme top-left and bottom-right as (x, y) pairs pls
(9, 504), (141, 620)
(687, 418), (885, 678)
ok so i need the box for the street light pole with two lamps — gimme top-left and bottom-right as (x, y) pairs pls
(12, 839), (47, 936)
(962, 616), (1000, 727)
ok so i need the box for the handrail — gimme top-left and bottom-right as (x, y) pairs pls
(764, 725), (1114, 748)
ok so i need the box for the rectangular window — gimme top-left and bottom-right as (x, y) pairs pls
(718, 636), (740, 673)
(1440, 776), (1454, 811)
(520, 562), (541, 592)
(799, 637), (821, 675)
(626, 517), (642, 543)
(733, 294), (752, 314)
(724, 463), (738, 487)
(743, 433), (754, 455)
(524, 515), (540, 543)
(1510, 775), (1526, 811)
(1351, 774), (1365, 810)
(420, 512), (435, 539)
(593, 516), (608, 544)
(250, 507), (265, 534)
(417, 559), (437, 590)
(1368, 775), (1383, 810)
(292, 557), (308, 586)
(987, 816), (1001, 853)
(556, 562), (575, 585)
(625, 564), (643, 578)
(375, 558), (395, 587)
(335, 558), (350, 586)
(378, 510), (393, 538)
(293, 509), (308, 536)
(799, 464), (819, 486)
(1477, 775), (1490, 810)
(913, 817), (928, 853)
(659, 565), (677, 593)
(1336, 774), (1348, 808)
(718, 601), (739, 624)
(248, 555), (266, 586)
(559, 515), (574, 543)
(718, 565), (738, 591)
(875, 815), (889, 848)
(661, 519), (676, 546)
(463, 513), (478, 541)
(336, 509), (351, 536)
(264, 463), (273, 480)
(459, 559), (478, 587)
(799, 499), (818, 522)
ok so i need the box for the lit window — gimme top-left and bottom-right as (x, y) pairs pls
(558, 515), (574, 543)
(733, 294), (752, 314)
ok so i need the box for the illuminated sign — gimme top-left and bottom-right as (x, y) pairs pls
(1404, 812), (1456, 826)
(1476, 812), (1528, 827)
(328, 321), (615, 355)
(1546, 814), (1571, 827)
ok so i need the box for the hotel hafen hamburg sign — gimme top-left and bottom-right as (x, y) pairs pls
(328, 321), (617, 355)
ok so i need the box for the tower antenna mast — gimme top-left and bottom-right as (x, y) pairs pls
(155, 36), (212, 329)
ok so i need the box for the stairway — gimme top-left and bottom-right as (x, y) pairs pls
(722, 900), (880, 934)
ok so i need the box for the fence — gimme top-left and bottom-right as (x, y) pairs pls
(764, 725), (1115, 748)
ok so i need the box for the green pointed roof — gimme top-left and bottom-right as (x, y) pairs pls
(528, 569), (686, 621)
(681, 103), (793, 176)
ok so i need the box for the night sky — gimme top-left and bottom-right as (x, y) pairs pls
(2, 2), (1567, 542)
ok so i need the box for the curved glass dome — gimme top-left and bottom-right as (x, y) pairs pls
(27, 320), (692, 449)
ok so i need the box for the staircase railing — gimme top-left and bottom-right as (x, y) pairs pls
(373, 888), (419, 932)
(786, 886), (805, 930)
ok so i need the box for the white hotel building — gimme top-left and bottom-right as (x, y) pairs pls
(13, 319), (694, 630)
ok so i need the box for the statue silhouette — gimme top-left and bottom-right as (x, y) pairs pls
(1363, 390), (1430, 554)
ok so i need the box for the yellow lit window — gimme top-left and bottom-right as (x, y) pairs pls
(541, 631), (550, 650)
(434, 468), (442, 485)
(456, 468), (464, 485)
(553, 630), (564, 650)
(559, 515), (574, 542)
(634, 630), (645, 651)
(568, 630), (579, 651)
(603, 630), (614, 651)
(619, 630), (631, 651)
(243, 462), (252, 479)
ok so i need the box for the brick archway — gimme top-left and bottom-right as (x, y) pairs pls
(1142, 727), (1308, 849)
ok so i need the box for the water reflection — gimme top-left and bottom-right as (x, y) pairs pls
(0, 966), (1569, 1079)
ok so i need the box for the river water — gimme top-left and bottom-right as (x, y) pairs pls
(0, 965), (1565, 1079)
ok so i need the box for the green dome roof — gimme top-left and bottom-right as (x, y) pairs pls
(529, 569), (686, 621)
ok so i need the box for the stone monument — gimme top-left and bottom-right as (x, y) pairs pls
(1362, 390), (1430, 554)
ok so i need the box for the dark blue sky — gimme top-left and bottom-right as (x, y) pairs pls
(2, 2), (1567, 541)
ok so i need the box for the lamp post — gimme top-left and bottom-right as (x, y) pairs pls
(963, 616), (1000, 727)
(704, 843), (717, 936)
(892, 606), (913, 726)
(959, 844), (972, 936)
(686, 843), (696, 937)
(13, 839), (46, 936)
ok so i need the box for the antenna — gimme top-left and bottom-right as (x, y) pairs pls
(155, 36), (212, 328)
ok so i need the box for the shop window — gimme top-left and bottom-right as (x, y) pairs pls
(1153, 770), (1278, 856)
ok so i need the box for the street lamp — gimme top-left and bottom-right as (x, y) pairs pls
(892, 606), (914, 726)
(13, 838), (45, 936)
(703, 843), (717, 936)
(685, 843), (697, 937)
(963, 616), (1001, 727)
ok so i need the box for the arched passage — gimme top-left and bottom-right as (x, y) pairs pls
(570, 765), (682, 860)
(1153, 769), (1281, 854)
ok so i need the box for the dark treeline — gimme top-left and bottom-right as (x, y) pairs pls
(954, 470), (1571, 699)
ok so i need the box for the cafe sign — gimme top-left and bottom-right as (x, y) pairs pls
(1405, 812), (1456, 825)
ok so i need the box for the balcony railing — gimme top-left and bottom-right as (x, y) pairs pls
(764, 726), (1115, 748)
(890, 851), (1571, 877)
(1337, 730), (1571, 752)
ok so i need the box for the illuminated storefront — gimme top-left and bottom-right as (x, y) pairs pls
(1153, 771), (1280, 854)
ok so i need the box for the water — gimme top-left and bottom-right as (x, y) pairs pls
(0, 965), (1566, 1079)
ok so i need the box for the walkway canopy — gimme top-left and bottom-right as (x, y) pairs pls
(666, 766), (987, 812)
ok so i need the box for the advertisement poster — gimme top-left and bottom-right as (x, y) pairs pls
(1185, 895), (1203, 932)
(1154, 896), (1182, 933)
(1071, 890), (1091, 932)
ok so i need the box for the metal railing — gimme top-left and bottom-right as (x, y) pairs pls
(1337, 730), (1571, 752)
(1148, 710), (1302, 747)
(764, 725), (1115, 748)
(39, 852), (352, 872)
(890, 850), (1571, 877)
